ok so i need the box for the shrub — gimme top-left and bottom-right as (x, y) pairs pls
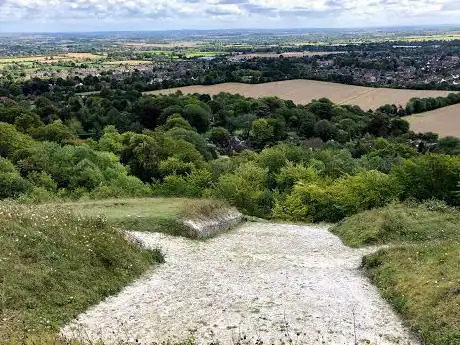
(274, 170), (399, 222)
(18, 187), (57, 204)
(275, 162), (320, 193)
(0, 158), (32, 199)
(273, 182), (329, 222)
(152, 169), (213, 198)
(208, 162), (272, 217)
(26, 171), (58, 192)
(392, 154), (460, 205)
(159, 157), (195, 177)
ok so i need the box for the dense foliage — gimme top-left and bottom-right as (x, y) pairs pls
(377, 92), (460, 117)
(0, 89), (458, 220)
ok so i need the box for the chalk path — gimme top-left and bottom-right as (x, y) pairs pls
(62, 223), (419, 345)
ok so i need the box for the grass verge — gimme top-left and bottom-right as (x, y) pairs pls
(0, 202), (162, 343)
(331, 201), (460, 247)
(62, 198), (237, 239)
(363, 243), (460, 345)
(332, 201), (460, 345)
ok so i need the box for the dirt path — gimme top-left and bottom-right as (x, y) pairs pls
(62, 223), (419, 345)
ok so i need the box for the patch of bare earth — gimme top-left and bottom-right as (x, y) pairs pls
(62, 223), (419, 345)
(146, 80), (450, 110)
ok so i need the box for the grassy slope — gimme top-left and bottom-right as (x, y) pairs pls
(1, 197), (232, 344)
(331, 202), (460, 248)
(62, 198), (234, 238)
(363, 243), (460, 345)
(0, 203), (163, 343)
(60, 197), (188, 236)
(332, 202), (460, 345)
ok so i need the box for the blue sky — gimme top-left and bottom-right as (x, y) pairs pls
(0, 0), (459, 32)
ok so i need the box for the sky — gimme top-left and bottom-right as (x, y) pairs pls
(0, 0), (459, 32)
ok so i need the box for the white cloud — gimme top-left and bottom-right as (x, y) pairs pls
(0, 0), (457, 31)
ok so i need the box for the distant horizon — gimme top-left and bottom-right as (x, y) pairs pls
(1, 0), (459, 33)
(1, 24), (459, 35)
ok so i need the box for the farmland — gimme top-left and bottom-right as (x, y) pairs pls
(406, 104), (460, 137)
(231, 51), (344, 60)
(0, 52), (102, 64)
(147, 79), (451, 110)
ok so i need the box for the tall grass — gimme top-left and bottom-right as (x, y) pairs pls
(0, 203), (161, 343)
(332, 201), (460, 345)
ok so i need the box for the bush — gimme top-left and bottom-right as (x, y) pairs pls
(159, 157), (195, 177)
(18, 187), (57, 204)
(274, 170), (398, 222)
(0, 158), (32, 199)
(392, 154), (460, 205)
(152, 169), (213, 198)
(275, 162), (320, 193)
(208, 162), (272, 217)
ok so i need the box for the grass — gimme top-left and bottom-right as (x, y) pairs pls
(0, 202), (162, 343)
(331, 201), (460, 247)
(332, 201), (460, 345)
(363, 243), (460, 345)
(61, 197), (190, 235)
(59, 197), (235, 239)
(0, 197), (237, 344)
(184, 51), (224, 58)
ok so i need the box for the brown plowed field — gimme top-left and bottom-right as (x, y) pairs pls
(147, 80), (451, 110)
(406, 104), (460, 137)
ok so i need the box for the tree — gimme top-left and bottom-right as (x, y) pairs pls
(0, 123), (35, 157)
(208, 127), (231, 148)
(183, 104), (211, 133)
(163, 115), (193, 131)
(249, 119), (275, 149)
(308, 98), (334, 120)
(389, 118), (410, 137)
(0, 157), (32, 198)
(30, 120), (77, 144)
(368, 113), (390, 137)
(298, 112), (317, 138)
(133, 97), (162, 129)
(314, 120), (338, 142)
